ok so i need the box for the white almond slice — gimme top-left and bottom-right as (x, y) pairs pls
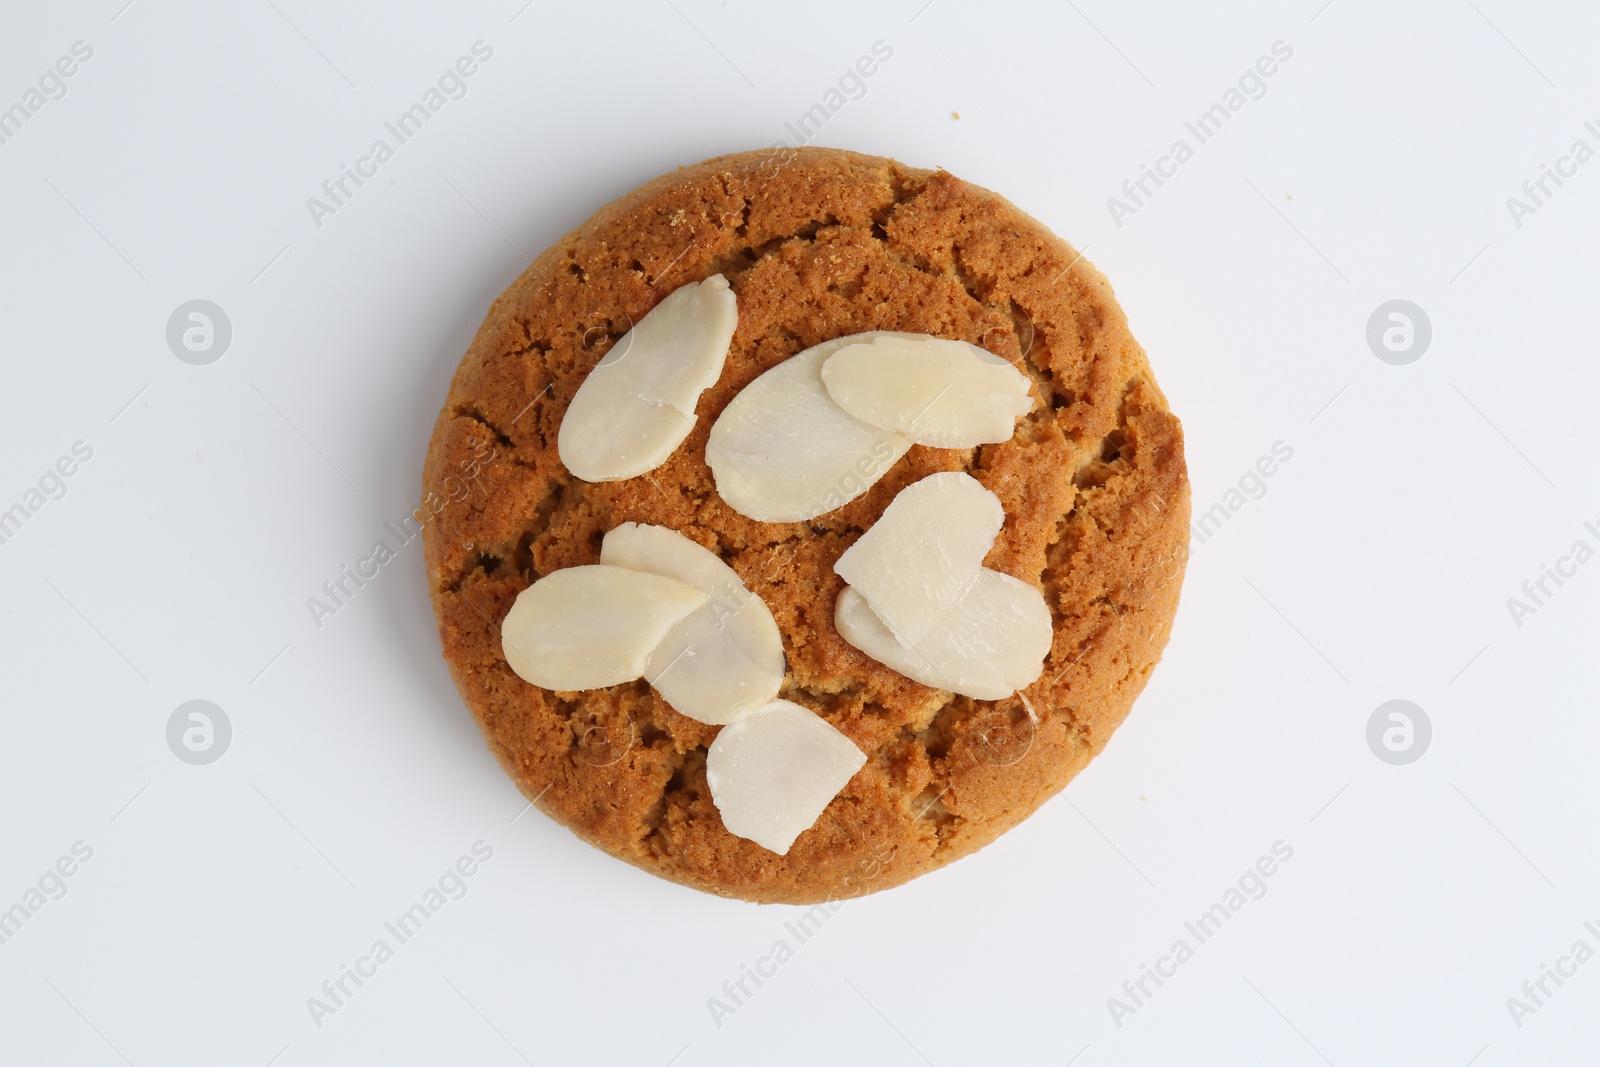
(706, 331), (915, 522)
(821, 334), (1034, 448)
(835, 569), (1051, 700)
(832, 471), (1005, 647)
(601, 523), (785, 724)
(602, 274), (738, 412)
(558, 371), (693, 482)
(706, 699), (867, 854)
(500, 564), (707, 691)
(558, 275), (737, 481)
(601, 523), (784, 675)
(642, 611), (783, 725)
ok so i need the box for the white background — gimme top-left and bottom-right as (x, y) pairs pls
(2, 0), (1597, 1064)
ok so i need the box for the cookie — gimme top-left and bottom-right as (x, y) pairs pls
(422, 147), (1189, 904)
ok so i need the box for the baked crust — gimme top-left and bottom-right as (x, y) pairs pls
(421, 147), (1189, 904)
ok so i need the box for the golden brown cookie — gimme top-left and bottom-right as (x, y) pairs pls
(422, 147), (1188, 904)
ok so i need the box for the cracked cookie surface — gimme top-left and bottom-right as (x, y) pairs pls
(422, 147), (1189, 904)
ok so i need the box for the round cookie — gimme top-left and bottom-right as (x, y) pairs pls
(422, 147), (1189, 904)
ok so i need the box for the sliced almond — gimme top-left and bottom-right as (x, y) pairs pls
(557, 371), (693, 483)
(601, 522), (785, 724)
(705, 699), (867, 854)
(835, 569), (1051, 700)
(832, 471), (1004, 647)
(558, 275), (737, 482)
(500, 564), (707, 691)
(602, 274), (738, 413)
(821, 334), (1034, 447)
(706, 331), (914, 521)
